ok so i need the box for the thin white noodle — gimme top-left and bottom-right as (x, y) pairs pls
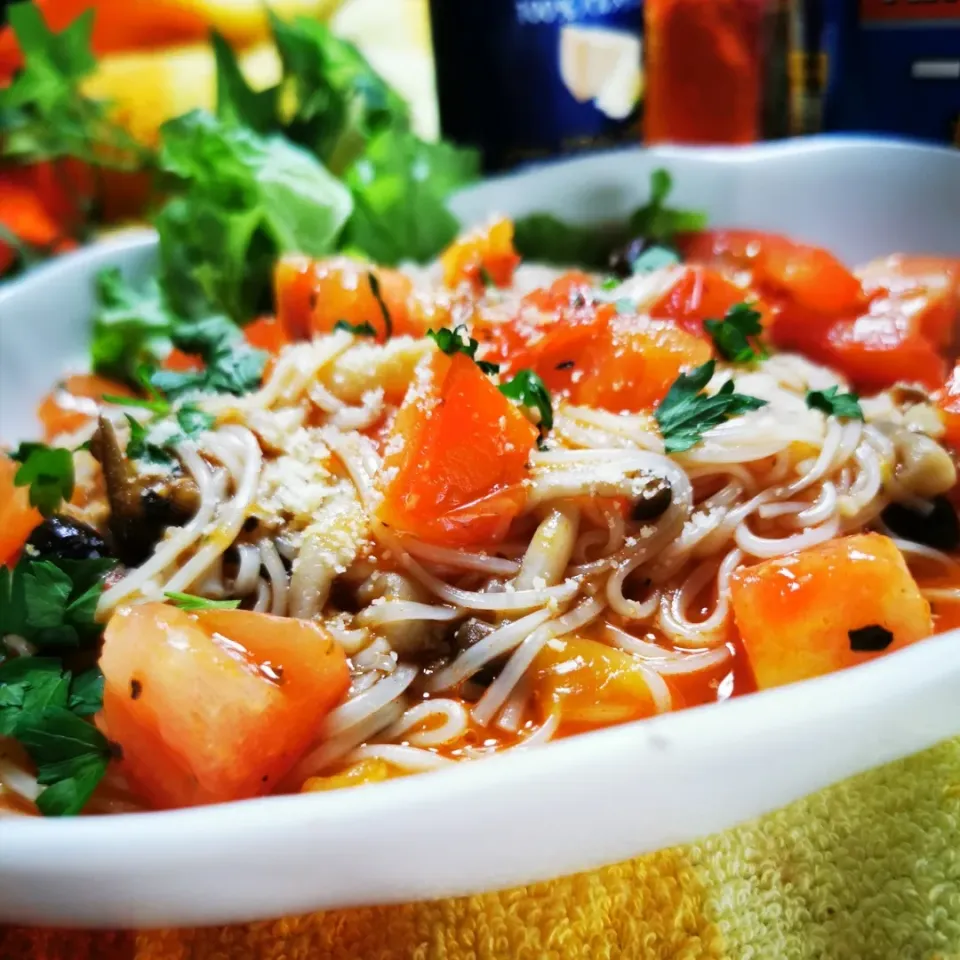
(514, 504), (580, 590)
(891, 539), (960, 571)
(658, 548), (742, 647)
(161, 427), (262, 594)
(357, 602), (461, 626)
(3, 636), (36, 657)
(922, 588), (960, 603)
(291, 699), (406, 780)
(258, 539), (289, 617)
(646, 646), (733, 675)
(399, 538), (520, 577)
(472, 597), (605, 726)
(497, 677), (529, 733)
(347, 744), (453, 771)
(232, 543), (262, 596)
(516, 710), (560, 749)
(253, 578), (270, 612)
(426, 608), (554, 692)
(0, 759), (40, 802)
(735, 513), (840, 559)
(636, 662), (673, 713)
(322, 664), (418, 738)
(381, 699), (469, 747)
(326, 623), (369, 655)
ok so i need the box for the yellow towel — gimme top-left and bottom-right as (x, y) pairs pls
(3, 737), (959, 959)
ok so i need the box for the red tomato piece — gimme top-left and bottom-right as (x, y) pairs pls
(274, 255), (421, 343)
(857, 254), (960, 350)
(678, 229), (864, 317)
(377, 353), (537, 545)
(573, 315), (712, 412)
(440, 217), (521, 292)
(37, 373), (136, 441)
(808, 306), (946, 392)
(649, 265), (767, 338)
(243, 315), (290, 355)
(0, 454), (42, 566)
(99, 604), (350, 809)
(940, 362), (960, 449)
(478, 273), (614, 395)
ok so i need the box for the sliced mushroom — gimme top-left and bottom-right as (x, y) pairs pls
(91, 416), (200, 565)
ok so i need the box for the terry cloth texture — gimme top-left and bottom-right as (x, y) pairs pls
(3, 737), (960, 960)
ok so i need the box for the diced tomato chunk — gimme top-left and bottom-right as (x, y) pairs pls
(99, 604), (350, 809)
(377, 353), (537, 545)
(274, 255), (422, 343)
(939, 362), (960, 449)
(0, 454), (42, 566)
(650, 265), (767, 338)
(37, 374), (135, 441)
(730, 533), (931, 691)
(678, 229), (864, 318)
(477, 273), (614, 395)
(440, 217), (520, 292)
(857, 254), (960, 350)
(242, 315), (290, 355)
(572, 315), (711, 412)
(531, 635), (660, 732)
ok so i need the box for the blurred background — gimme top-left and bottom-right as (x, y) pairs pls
(0, 0), (957, 277)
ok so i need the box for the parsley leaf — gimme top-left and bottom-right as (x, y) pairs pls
(500, 370), (554, 438)
(164, 591), (241, 612)
(148, 314), (267, 399)
(805, 386), (864, 421)
(704, 303), (767, 364)
(333, 319), (377, 337)
(10, 443), (74, 516)
(67, 668), (105, 717)
(0, 556), (116, 651)
(339, 129), (479, 265)
(0, 657), (70, 736)
(655, 360), (767, 453)
(16, 707), (112, 816)
(427, 325), (500, 374)
(629, 168), (708, 244)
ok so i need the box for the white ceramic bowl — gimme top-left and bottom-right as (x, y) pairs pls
(1, 139), (959, 929)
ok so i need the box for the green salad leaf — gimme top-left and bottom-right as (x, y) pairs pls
(211, 30), (278, 135)
(340, 129), (479, 265)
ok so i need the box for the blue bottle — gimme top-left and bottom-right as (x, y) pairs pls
(429, 0), (644, 171)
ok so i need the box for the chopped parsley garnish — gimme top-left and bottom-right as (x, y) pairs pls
(655, 360), (767, 453)
(630, 244), (681, 274)
(122, 403), (214, 466)
(0, 554), (117, 814)
(366, 272), (393, 340)
(848, 624), (893, 652)
(427, 325), (500, 374)
(334, 319), (378, 337)
(599, 276), (620, 291)
(555, 360), (575, 371)
(500, 369), (554, 442)
(805, 386), (864, 421)
(0, 556), (116, 651)
(10, 443), (75, 516)
(148, 315), (268, 400)
(0, 655), (114, 815)
(704, 303), (767, 364)
(164, 591), (242, 612)
(478, 266), (495, 288)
